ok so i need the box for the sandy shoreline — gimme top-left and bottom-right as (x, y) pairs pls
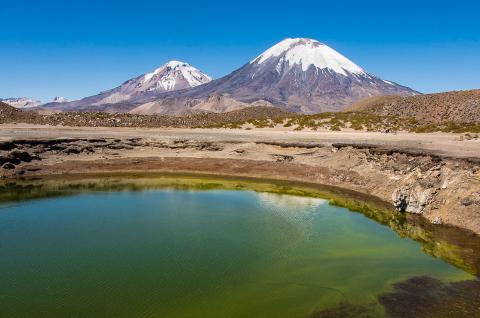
(1, 124), (479, 234)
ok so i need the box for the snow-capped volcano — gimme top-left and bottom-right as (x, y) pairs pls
(44, 39), (417, 114)
(0, 97), (42, 108)
(127, 38), (417, 114)
(89, 60), (211, 105)
(141, 60), (212, 91)
(250, 38), (366, 76)
(43, 61), (211, 110)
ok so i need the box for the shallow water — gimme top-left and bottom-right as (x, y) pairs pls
(0, 179), (476, 317)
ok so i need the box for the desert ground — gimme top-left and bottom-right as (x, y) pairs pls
(1, 124), (479, 158)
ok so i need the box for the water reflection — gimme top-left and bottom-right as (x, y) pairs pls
(1, 174), (479, 276)
(258, 192), (327, 212)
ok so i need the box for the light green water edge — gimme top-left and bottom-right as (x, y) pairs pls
(0, 174), (478, 318)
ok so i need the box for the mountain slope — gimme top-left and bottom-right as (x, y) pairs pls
(129, 38), (417, 114)
(0, 97), (42, 108)
(0, 101), (15, 112)
(43, 61), (211, 110)
(347, 89), (480, 123)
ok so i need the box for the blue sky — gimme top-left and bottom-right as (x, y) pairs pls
(1, 0), (479, 101)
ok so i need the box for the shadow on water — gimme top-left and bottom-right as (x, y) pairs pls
(309, 276), (480, 318)
(379, 276), (480, 318)
(309, 302), (380, 318)
(344, 199), (480, 277)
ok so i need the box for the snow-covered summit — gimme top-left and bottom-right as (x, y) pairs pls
(251, 38), (366, 76)
(54, 60), (213, 107)
(53, 96), (68, 103)
(142, 60), (212, 90)
(0, 97), (42, 108)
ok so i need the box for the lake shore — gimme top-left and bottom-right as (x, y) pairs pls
(1, 124), (479, 235)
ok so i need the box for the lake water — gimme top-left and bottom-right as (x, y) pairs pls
(0, 178), (476, 317)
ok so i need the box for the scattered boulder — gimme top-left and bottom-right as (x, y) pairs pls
(431, 217), (443, 225)
(196, 142), (223, 151)
(8, 150), (35, 163)
(392, 186), (434, 214)
(64, 146), (82, 154)
(392, 190), (409, 212)
(106, 143), (134, 150)
(2, 162), (15, 170)
(461, 197), (474, 206)
(272, 154), (294, 162)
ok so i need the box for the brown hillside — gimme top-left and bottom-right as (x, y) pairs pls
(0, 101), (15, 111)
(0, 101), (21, 117)
(0, 105), (290, 128)
(347, 89), (480, 124)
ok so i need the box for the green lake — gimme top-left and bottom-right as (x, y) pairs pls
(0, 176), (478, 317)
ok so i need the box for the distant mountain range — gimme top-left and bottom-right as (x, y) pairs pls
(1, 96), (68, 108)
(42, 61), (211, 111)
(0, 97), (43, 108)
(41, 38), (418, 114)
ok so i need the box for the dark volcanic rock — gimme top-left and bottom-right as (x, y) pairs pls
(9, 150), (35, 163)
(2, 162), (15, 170)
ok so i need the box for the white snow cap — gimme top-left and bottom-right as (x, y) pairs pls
(53, 96), (68, 103)
(251, 38), (366, 76)
(143, 60), (212, 88)
(165, 60), (189, 68)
